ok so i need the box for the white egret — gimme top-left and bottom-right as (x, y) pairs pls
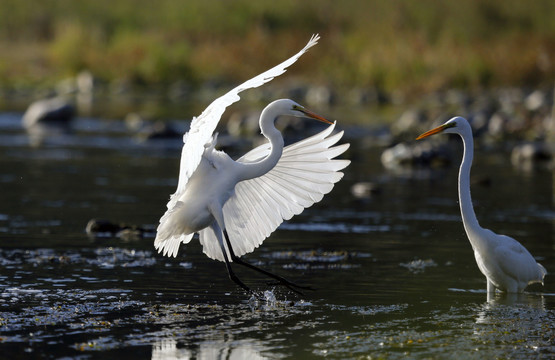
(417, 117), (546, 293)
(154, 34), (350, 294)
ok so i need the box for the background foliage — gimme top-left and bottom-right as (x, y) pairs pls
(0, 0), (554, 95)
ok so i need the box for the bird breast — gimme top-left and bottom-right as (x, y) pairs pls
(176, 151), (238, 232)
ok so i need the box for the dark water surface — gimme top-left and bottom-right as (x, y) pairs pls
(1, 111), (554, 359)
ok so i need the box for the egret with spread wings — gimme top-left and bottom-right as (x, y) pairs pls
(154, 35), (350, 294)
(417, 117), (546, 293)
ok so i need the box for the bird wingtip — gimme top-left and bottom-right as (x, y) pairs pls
(306, 34), (320, 49)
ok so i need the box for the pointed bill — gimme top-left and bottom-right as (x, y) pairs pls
(416, 122), (456, 140)
(297, 107), (333, 125)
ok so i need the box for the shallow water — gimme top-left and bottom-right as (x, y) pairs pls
(0, 111), (554, 359)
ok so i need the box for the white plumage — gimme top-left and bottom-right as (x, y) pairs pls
(153, 34), (350, 293)
(167, 34), (321, 213)
(200, 123), (349, 261)
(417, 117), (546, 293)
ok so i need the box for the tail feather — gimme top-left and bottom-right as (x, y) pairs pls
(155, 201), (194, 257)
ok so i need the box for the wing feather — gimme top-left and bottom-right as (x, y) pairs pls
(203, 122), (350, 261)
(494, 234), (546, 288)
(167, 34), (321, 212)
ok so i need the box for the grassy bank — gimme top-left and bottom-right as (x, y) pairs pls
(0, 0), (554, 97)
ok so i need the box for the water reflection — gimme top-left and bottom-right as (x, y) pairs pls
(485, 291), (546, 307)
(152, 338), (268, 360)
(472, 292), (552, 357)
(25, 121), (73, 147)
(0, 110), (554, 359)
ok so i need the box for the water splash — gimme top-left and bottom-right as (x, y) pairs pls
(400, 258), (437, 274)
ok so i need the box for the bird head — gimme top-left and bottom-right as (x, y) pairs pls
(272, 99), (333, 124)
(416, 116), (469, 140)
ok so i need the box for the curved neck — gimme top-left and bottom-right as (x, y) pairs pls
(237, 106), (284, 181)
(457, 132), (481, 238)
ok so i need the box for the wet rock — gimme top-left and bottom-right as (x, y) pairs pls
(391, 109), (427, 137)
(226, 110), (261, 137)
(139, 121), (182, 141)
(511, 142), (553, 171)
(487, 112), (510, 137)
(305, 85), (335, 107)
(351, 182), (382, 199)
(524, 90), (547, 112)
(22, 97), (75, 128)
(86, 219), (146, 240)
(86, 219), (123, 234)
(381, 143), (412, 168)
(487, 112), (526, 138)
(116, 228), (145, 242)
(124, 112), (148, 132)
(125, 113), (185, 141)
(381, 141), (451, 169)
(467, 111), (490, 136)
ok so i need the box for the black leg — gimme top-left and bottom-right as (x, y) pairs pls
(223, 230), (314, 295)
(217, 233), (252, 294)
(223, 255), (252, 293)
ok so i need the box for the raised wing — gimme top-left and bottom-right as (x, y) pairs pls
(167, 34), (321, 211)
(198, 122), (350, 261)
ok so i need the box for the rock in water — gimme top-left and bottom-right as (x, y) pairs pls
(22, 97), (75, 128)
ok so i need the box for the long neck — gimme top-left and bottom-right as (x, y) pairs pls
(237, 106), (284, 181)
(457, 131), (482, 239)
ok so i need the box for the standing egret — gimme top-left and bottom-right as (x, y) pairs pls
(417, 117), (546, 293)
(154, 34), (350, 294)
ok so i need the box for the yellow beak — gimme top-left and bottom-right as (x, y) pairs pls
(298, 108), (333, 125)
(416, 123), (454, 140)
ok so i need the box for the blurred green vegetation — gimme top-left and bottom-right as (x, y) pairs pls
(0, 0), (554, 95)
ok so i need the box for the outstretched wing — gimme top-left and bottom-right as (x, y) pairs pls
(198, 122), (350, 261)
(167, 34), (321, 211)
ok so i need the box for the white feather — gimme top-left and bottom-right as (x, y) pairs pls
(199, 122), (350, 261)
(155, 35), (325, 258)
(166, 34), (320, 212)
